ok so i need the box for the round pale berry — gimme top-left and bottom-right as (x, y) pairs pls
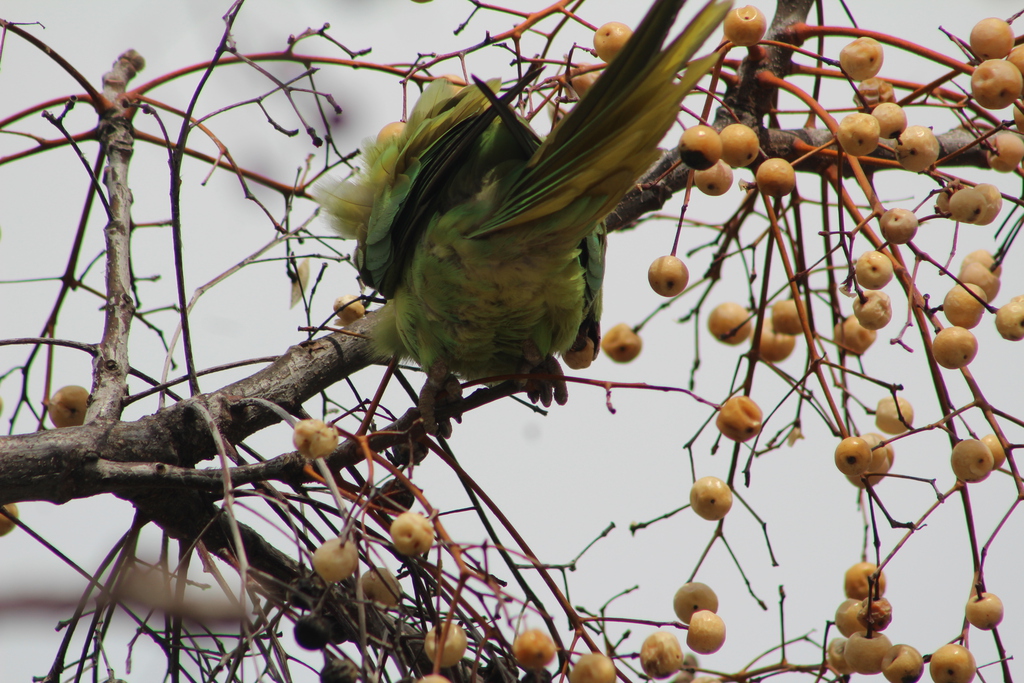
(853, 290), (892, 330)
(929, 643), (976, 683)
(947, 187), (986, 224)
(857, 77), (895, 107)
(981, 434), (1007, 469)
(932, 326), (978, 369)
(570, 653), (616, 683)
(673, 582), (719, 624)
(293, 419), (338, 459)
(49, 385), (89, 428)
(895, 126), (939, 172)
(648, 255), (690, 297)
(987, 132), (1024, 172)
(972, 59), (1023, 110)
(419, 677), (450, 683)
(835, 436), (873, 476)
(639, 631), (682, 679)
(840, 38), (884, 81)
(943, 283), (988, 329)
(836, 599), (866, 637)
(844, 632), (892, 675)
(716, 395), (762, 442)
(857, 597), (893, 632)
(828, 638), (855, 676)
(856, 251), (894, 290)
(1009, 44), (1024, 77)
(686, 610), (726, 655)
(708, 302), (752, 344)
(678, 125), (722, 170)
(601, 323), (642, 362)
(360, 567), (402, 606)
(334, 294), (366, 326)
(694, 160), (733, 196)
(424, 622), (468, 667)
(951, 439), (994, 482)
(593, 22), (632, 62)
(876, 396), (913, 434)
(959, 262), (1001, 302)
(871, 102), (906, 138)
(563, 338), (596, 370)
(689, 476), (733, 520)
(313, 537), (358, 583)
(965, 591), (1004, 629)
(971, 18), (1015, 60)
(0, 503), (19, 537)
(973, 183), (1003, 225)
(758, 328), (797, 362)
(961, 249), (1002, 277)
(723, 5), (767, 47)
(834, 315), (876, 355)
(720, 123), (759, 167)
(845, 561), (886, 600)
(569, 65), (601, 96)
(376, 121), (406, 144)
(879, 207), (918, 244)
(771, 299), (802, 335)
(881, 644), (923, 683)
(513, 629), (557, 670)
(846, 433), (894, 488)
(756, 158), (795, 196)
(838, 113), (880, 156)
(995, 301), (1024, 340)
(1016, 104), (1024, 133)
(390, 511), (434, 555)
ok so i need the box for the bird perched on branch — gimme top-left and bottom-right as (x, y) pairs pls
(316, 0), (729, 433)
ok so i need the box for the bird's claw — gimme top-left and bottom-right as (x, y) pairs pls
(419, 359), (462, 436)
(520, 342), (568, 408)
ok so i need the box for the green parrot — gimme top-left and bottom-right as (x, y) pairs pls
(316, 0), (730, 432)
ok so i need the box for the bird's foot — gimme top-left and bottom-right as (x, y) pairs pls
(520, 341), (569, 408)
(418, 359), (463, 437)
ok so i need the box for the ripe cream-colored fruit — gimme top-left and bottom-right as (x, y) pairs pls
(844, 632), (892, 675)
(961, 249), (1002, 277)
(947, 187), (986, 224)
(293, 419), (338, 459)
(828, 638), (855, 676)
(853, 290), (892, 330)
(333, 294), (366, 326)
(895, 126), (939, 172)
(974, 183), (1003, 225)
(987, 132), (1024, 172)
(601, 323), (642, 362)
(639, 631), (682, 679)
(686, 610), (726, 655)
(419, 676), (450, 683)
(648, 255), (690, 297)
(563, 338), (596, 370)
(723, 5), (766, 47)
(376, 121), (406, 144)
(708, 302), (752, 344)
(1017, 104), (1024, 133)
(424, 623), (468, 667)
(835, 599), (866, 637)
(881, 644), (923, 683)
(971, 18), (1014, 60)
(360, 567), (402, 606)
(972, 59), (1023, 110)
(879, 208), (918, 244)
(569, 653), (616, 683)
(678, 125), (722, 170)
(837, 113), (880, 156)
(758, 328), (797, 362)
(871, 102), (906, 138)
(856, 251), (894, 290)
(720, 123), (759, 167)
(932, 326), (978, 369)
(756, 158), (795, 196)
(834, 316), (876, 355)
(513, 629), (557, 669)
(313, 538), (358, 582)
(981, 434), (1007, 469)
(390, 511), (434, 555)
(995, 301), (1024, 340)
(959, 262), (1000, 302)
(847, 433), (894, 488)
(929, 644), (976, 683)
(689, 476), (733, 520)
(876, 396), (913, 434)
(844, 561), (886, 600)
(835, 436), (872, 476)
(943, 284), (987, 329)
(840, 37), (884, 81)
(0, 503), (19, 537)
(1010, 44), (1024, 77)
(673, 582), (719, 624)
(857, 597), (893, 632)
(49, 385), (89, 428)
(716, 395), (762, 442)
(694, 160), (733, 196)
(965, 591), (1004, 629)
(771, 299), (802, 334)
(951, 439), (994, 482)
(593, 22), (632, 62)
(857, 77), (895, 106)
(569, 65), (601, 96)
